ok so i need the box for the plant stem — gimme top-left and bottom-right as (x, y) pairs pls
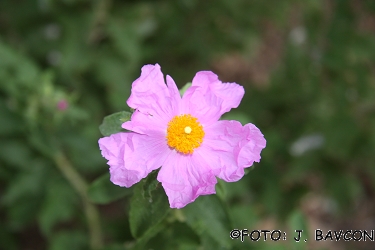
(54, 151), (103, 250)
(88, 0), (112, 44)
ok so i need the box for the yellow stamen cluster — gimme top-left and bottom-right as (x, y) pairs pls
(166, 114), (204, 154)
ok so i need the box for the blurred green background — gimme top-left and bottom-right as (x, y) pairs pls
(1, 0), (375, 249)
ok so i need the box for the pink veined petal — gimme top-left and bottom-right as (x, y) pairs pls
(157, 151), (217, 209)
(122, 110), (166, 135)
(180, 85), (223, 125)
(182, 71), (244, 125)
(203, 120), (244, 182)
(203, 120), (266, 182)
(127, 64), (181, 126)
(165, 75), (181, 114)
(98, 131), (170, 188)
(212, 82), (244, 114)
(124, 64), (181, 134)
(236, 123), (266, 168)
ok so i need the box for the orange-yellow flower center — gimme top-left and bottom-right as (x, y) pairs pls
(166, 114), (204, 154)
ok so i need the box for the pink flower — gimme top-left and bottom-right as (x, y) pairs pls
(98, 64), (266, 208)
(57, 99), (69, 111)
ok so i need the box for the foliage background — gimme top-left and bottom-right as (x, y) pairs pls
(1, 0), (375, 249)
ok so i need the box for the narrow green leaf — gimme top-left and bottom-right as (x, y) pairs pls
(287, 209), (308, 244)
(215, 179), (227, 201)
(99, 111), (131, 136)
(129, 171), (170, 240)
(179, 82), (192, 96)
(182, 195), (232, 249)
(88, 173), (133, 204)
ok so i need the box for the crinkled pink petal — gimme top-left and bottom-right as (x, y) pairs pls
(180, 86), (223, 125)
(98, 131), (170, 187)
(123, 65), (181, 133)
(127, 64), (181, 126)
(192, 71), (245, 114)
(157, 151), (217, 209)
(203, 120), (266, 182)
(201, 120), (243, 182)
(236, 123), (266, 168)
(182, 71), (244, 125)
(165, 75), (181, 113)
(122, 110), (166, 135)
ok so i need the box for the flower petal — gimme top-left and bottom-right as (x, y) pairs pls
(182, 71), (244, 125)
(192, 71), (244, 114)
(122, 110), (166, 135)
(203, 120), (266, 182)
(98, 131), (170, 187)
(157, 151), (217, 209)
(180, 86), (222, 125)
(165, 75), (181, 113)
(123, 64), (181, 133)
(236, 123), (267, 168)
(127, 64), (167, 116)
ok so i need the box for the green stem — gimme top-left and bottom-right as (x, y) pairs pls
(54, 151), (103, 250)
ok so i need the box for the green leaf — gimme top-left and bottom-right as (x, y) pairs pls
(28, 127), (58, 157)
(3, 161), (47, 205)
(129, 171), (170, 240)
(288, 210), (307, 232)
(142, 221), (200, 250)
(0, 99), (23, 136)
(287, 209), (309, 245)
(99, 111), (131, 136)
(182, 195), (232, 250)
(38, 177), (78, 236)
(6, 198), (40, 231)
(131, 222), (166, 250)
(3, 160), (48, 230)
(88, 173), (133, 204)
(0, 139), (33, 170)
(215, 179), (227, 201)
(49, 230), (87, 250)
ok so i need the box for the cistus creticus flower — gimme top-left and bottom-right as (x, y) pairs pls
(98, 64), (266, 209)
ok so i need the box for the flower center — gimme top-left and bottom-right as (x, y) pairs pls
(166, 114), (204, 154)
